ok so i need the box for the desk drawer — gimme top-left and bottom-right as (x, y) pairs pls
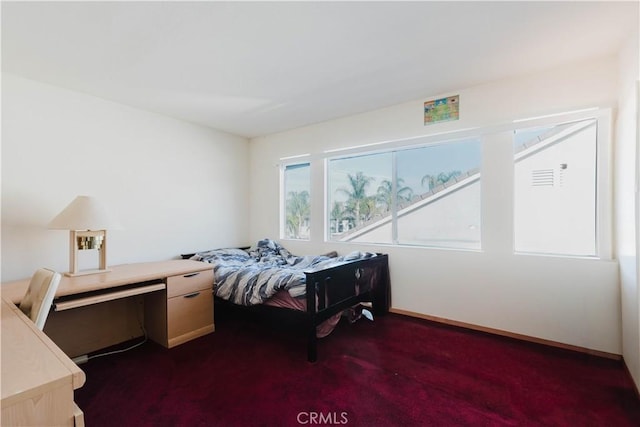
(167, 269), (213, 298)
(167, 289), (213, 347)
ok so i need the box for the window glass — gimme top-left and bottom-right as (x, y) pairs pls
(327, 138), (481, 250)
(513, 119), (597, 256)
(283, 163), (310, 240)
(327, 152), (392, 243)
(396, 138), (482, 249)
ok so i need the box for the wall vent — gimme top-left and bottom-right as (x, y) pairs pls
(532, 169), (554, 187)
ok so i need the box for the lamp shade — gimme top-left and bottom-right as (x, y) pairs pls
(48, 196), (122, 230)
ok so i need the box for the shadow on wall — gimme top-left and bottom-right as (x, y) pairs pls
(1, 192), (69, 281)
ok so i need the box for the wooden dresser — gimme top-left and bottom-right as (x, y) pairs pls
(145, 266), (215, 348)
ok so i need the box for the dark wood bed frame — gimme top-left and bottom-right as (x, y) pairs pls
(303, 253), (390, 362)
(185, 251), (391, 362)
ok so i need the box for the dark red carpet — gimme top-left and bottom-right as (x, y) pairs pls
(75, 308), (640, 426)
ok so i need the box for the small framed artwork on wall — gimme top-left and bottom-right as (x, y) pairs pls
(424, 95), (459, 125)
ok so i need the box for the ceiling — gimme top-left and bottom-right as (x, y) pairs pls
(2, 1), (637, 139)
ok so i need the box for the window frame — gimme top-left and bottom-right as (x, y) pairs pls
(325, 135), (483, 250)
(510, 109), (612, 259)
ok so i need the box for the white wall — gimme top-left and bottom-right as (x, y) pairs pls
(249, 56), (623, 355)
(1, 74), (250, 281)
(615, 30), (640, 388)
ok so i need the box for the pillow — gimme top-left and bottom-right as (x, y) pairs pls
(343, 251), (377, 261)
(248, 238), (294, 261)
(188, 247), (250, 262)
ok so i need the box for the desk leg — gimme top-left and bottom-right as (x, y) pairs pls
(144, 290), (168, 346)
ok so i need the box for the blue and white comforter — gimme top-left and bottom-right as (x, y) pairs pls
(190, 239), (375, 306)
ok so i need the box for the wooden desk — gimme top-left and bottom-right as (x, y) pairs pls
(1, 260), (215, 357)
(1, 297), (85, 426)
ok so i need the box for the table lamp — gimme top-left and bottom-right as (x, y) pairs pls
(48, 196), (122, 276)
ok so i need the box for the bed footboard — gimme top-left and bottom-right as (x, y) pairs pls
(304, 254), (390, 362)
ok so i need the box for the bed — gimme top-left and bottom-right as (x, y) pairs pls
(186, 239), (391, 362)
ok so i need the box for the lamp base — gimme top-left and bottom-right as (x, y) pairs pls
(68, 230), (110, 277)
(65, 268), (112, 277)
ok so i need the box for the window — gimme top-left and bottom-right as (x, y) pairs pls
(327, 137), (482, 250)
(282, 163), (310, 240)
(328, 152), (392, 243)
(513, 118), (597, 256)
(319, 109), (609, 257)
